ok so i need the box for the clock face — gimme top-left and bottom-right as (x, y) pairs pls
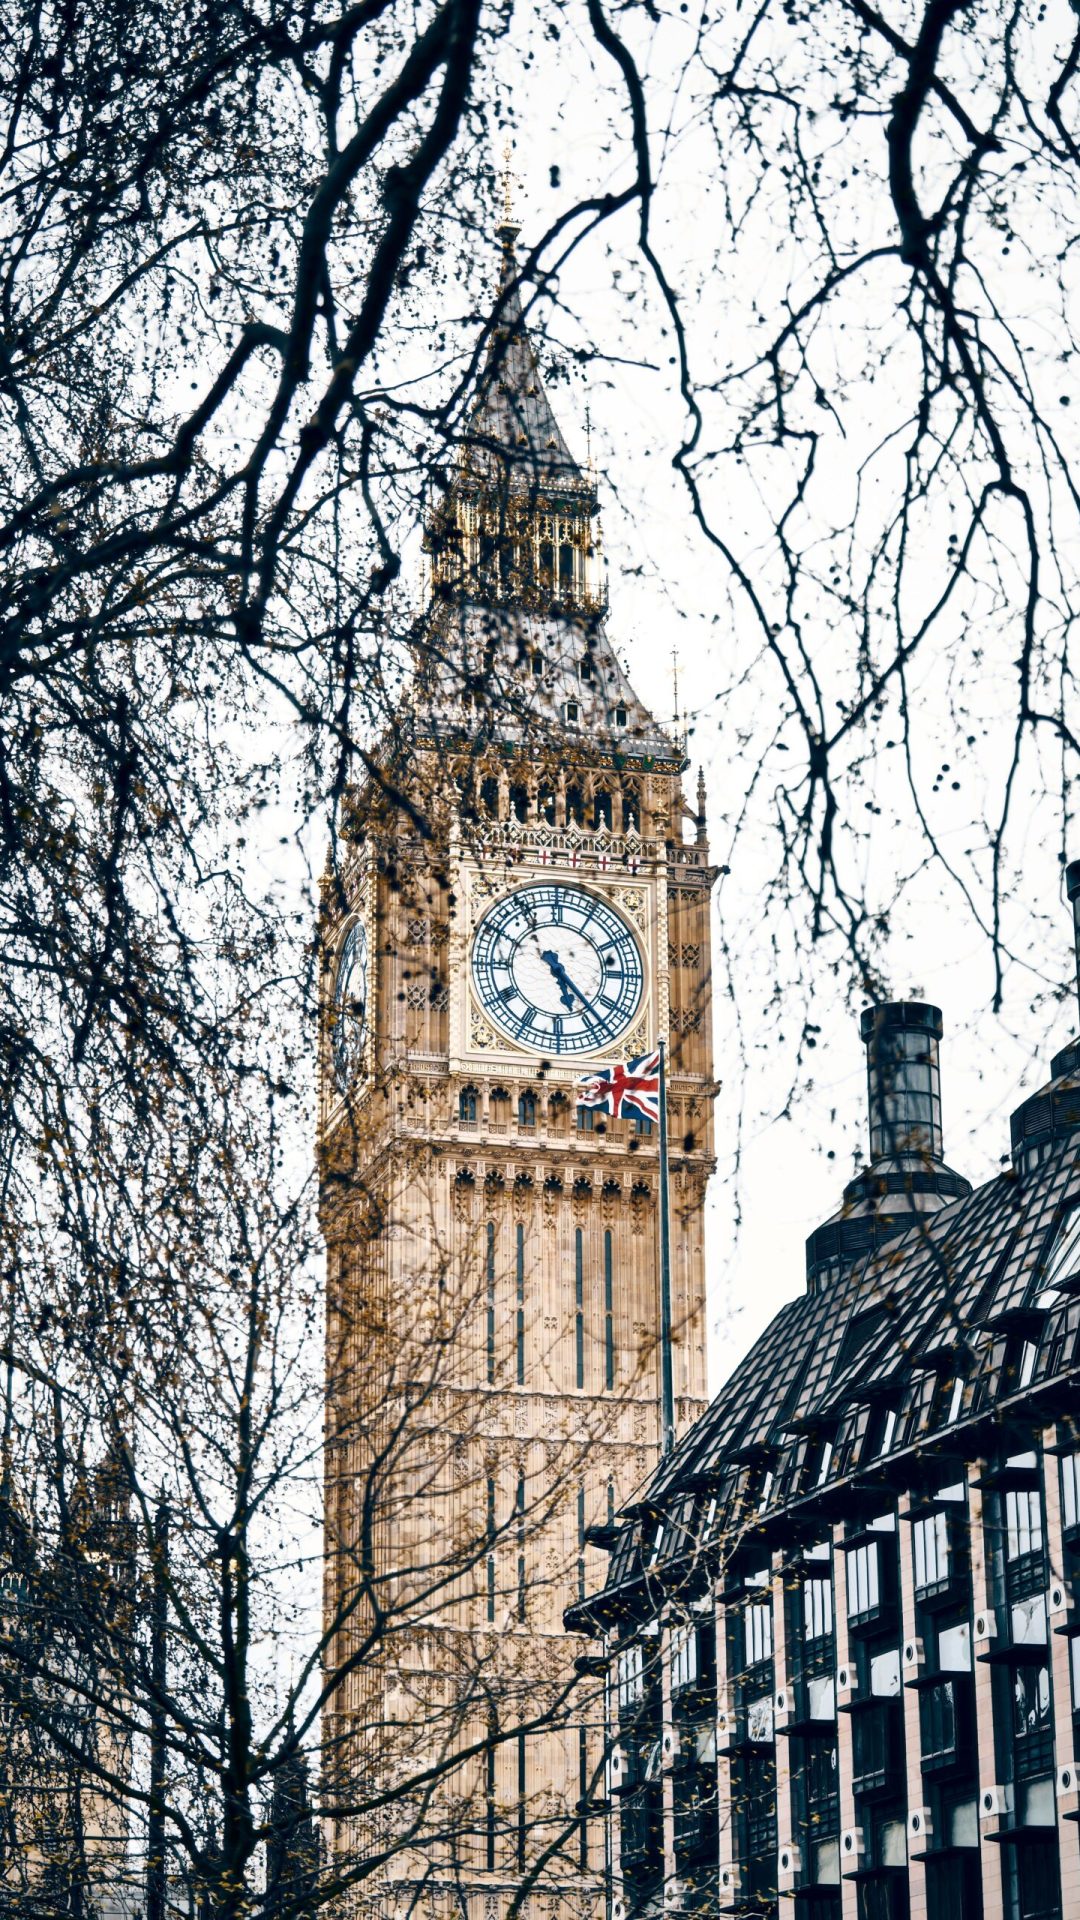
(330, 921), (368, 1092)
(471, 884), (643, 1056)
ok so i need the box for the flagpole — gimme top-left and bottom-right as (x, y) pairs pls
(658, 1039), (675, 1456)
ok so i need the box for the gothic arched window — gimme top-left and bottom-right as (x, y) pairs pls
(459, 1087), (478, 1124)
(592, 790), (612, 830)
(518, 1090), (537, 1129)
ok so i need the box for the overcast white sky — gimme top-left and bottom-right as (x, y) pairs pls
(461, 10), (1080, 1387)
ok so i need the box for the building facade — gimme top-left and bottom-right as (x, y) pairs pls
(570, 958), (1080, 1920)
(319, 217), (716, 1918)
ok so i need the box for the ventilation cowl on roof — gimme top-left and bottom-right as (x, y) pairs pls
(805, 1001), (970, 1294)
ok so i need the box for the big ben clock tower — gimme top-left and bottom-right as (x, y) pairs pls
(320, 213), (717, 1920)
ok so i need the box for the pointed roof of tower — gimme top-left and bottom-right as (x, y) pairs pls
(411, 214), (681, 769)
(463, 221), (585, 490)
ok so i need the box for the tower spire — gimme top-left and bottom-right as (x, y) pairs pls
(425, 208), (599, 613)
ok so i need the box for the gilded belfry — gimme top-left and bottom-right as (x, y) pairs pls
(319, 206), (717, 1920)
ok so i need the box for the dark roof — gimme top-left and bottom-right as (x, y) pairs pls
(570, 1110), (1080, 1632)
(409, 226), (677, 765)
(463, 223), (585, 491)
(409, 599), (678, 765)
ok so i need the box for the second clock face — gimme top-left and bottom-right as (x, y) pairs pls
(471, 884), (643, 1055)
(331, 920), (368, 1092)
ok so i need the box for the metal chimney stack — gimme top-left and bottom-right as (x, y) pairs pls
(861, 1001), (944, 1164)
(804, 1000), (970, 1293)
(1066, 861), (1080, 1026)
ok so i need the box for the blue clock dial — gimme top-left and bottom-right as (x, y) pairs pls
(471, 884), (643, 1056)
(331, 921), (368, 1091)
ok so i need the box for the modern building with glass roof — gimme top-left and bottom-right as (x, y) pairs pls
(567, 873), (1080, 1920)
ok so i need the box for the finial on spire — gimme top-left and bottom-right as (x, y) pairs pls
(496, 141), (520, 243)
(671, 644), (681, 731)
(696, 767), (708, 846)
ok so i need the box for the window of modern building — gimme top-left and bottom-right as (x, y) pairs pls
(895, 1369), (937, 1448)
(851, 1704), (893, 1794)
(832, 1402), (869, 1478)
(746, 1693), (774, 1743)
(671, 1624), (698, 1695)
(937, 1622), (971, 1671)
(804, 1735), (839, 1849)
(745, 1601), (773, 1668)
(925, 1825), (981, 1919)
(803, 1576), (833, 1642)
(806, 1672), (836, 1720)
(1040, 1202), (1080, 1298)
(616, 1642), (644, 1713)
(846, 1542), (881, 1621)
(1018, 1339), (1039, 1389)
(1062, 1449), (1080, 1532)
(1015, 1837), (1061, 1920)
(1012, 1662), (1053, 1779)
(811, 1838), (841, 1891)
(1006, 1487), (1044, 1562)
(869, 1647), (901, 1697)
(920, 1677), (960, 1770)
(1010, 1600), (1047, 1672)
(913, 1509), (950, 1595)
(741, 1748), (776, 1897)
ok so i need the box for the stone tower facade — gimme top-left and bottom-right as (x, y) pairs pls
(319, 219), (716, 1920)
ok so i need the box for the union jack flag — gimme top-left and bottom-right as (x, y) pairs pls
(577, 1049), (661, 1125)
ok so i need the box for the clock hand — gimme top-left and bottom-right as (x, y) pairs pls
(539, 947), (589, 1015)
